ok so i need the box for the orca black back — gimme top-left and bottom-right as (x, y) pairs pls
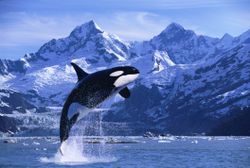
(59, 62), (139, 150)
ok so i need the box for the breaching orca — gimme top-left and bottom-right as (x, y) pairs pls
(59, 62), (139, 154)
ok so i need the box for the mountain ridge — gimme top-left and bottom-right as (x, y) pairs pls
(0, 20), (249, 136)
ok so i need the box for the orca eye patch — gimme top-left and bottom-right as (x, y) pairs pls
(110, 70), (124, 77)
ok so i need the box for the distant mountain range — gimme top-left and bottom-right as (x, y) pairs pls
(0, 20), (250, 136)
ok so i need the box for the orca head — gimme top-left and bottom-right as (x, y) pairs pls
(108, 66), (140, 88)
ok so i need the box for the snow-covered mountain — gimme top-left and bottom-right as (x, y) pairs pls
(149, 23), (219, 63)
(105, 42), (250, 135)
(0, 20), (249, 136)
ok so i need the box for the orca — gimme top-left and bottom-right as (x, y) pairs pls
(59, 62), (139, 154)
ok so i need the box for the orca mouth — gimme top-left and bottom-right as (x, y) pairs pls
(130, 67), (140, 75)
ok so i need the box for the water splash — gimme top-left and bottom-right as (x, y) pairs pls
(40, 137), (117, 165)
(40, 97), (117, 165)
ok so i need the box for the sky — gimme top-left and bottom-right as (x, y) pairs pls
(0, 0), (250, 60)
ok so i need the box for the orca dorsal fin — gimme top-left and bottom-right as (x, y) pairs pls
(119, 87), (130, 98)
(71, 62), (89, 81)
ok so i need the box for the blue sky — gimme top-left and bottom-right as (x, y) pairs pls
(0, 0), (249, 60)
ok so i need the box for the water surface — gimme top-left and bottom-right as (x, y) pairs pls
(0, 136), (249, 168)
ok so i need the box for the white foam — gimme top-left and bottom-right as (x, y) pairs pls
(158, 140), (171, 143)
(39, 138), (117, 165)
(33, 141), (40, 145)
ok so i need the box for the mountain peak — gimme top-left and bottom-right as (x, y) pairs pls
(69, 20), (103, 38)
(82, 20), (102, 31)
(154, 22), (195, 40)
(221, 33), (233, 40)
(163, 22), (185, 32)
(239, 29), (250, 39)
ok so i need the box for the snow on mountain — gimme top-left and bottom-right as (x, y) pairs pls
(218, 33), (234, 48)
(1, 20), (133, 107)
(0, 21), (250, 136)
(0, 59), (27, 75)
(105, 42), (250, 135)
(216, 29), (250, 51)
(30, 20), (129, 68)
(149, 23), (219, 64)
(103, 24), (250, 135)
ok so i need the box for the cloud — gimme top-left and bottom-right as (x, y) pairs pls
(111, 0), (249, 10)
(0, 12), (86, 47)
(0, 0), (249, 47)
(97, 12), (170, 41)
(0, 11), (170, 49)
(0, 0), (249, 59)
(0, 11), (172, 59)
(225, 10), (250, 30)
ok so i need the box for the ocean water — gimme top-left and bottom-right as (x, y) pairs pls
(0, 136), (249, 168)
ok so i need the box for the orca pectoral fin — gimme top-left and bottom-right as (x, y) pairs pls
(119, 87), (130, 98)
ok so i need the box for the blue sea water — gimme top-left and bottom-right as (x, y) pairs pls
(0, 136), (249, 168)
